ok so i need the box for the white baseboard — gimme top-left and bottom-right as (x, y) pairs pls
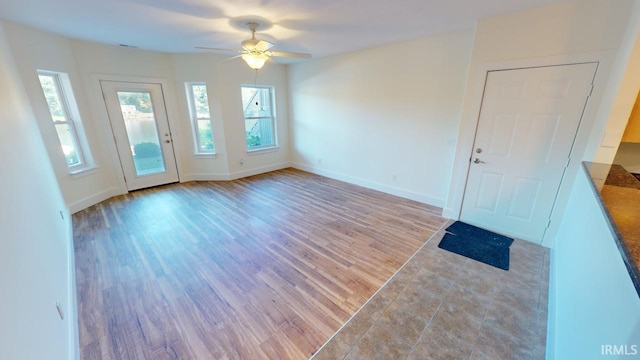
(68, 164), (292, 212)
(180, 173), (232, 182)
(68, 187), (124, 214)
(65, 214), (80, 360)
(70, 162), (443, 214)
(182, 163), (291, 183)
(291, 162), (445, 208)
(546, 248), (557, 360)
(228, 162), (291, 180)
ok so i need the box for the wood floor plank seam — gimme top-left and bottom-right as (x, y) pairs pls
(73, 168), (447, 359)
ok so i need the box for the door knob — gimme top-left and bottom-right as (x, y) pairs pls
(164, 140), (171, 143)
(473, 158), (485, 164)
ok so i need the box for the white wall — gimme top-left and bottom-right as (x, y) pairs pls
(4, 21), (291, 213)
(0, 22), (77, 360)
(471, 0), (632, 62)
(170, 53), (232, 179)
(589, 3), (640, 164)
(70, 38), (184, 200)
(170, 54), (292, 181)
(444, 0), (636, 246)
(3, 21), (121, 213)
(208, 55), (291, 179)
(288, 29), (474, 206)
(550, 167), (640, 359)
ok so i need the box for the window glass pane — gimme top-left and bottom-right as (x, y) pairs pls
(245, 119), (260, 147)
(117, 91), (166, 176)
(241, 87), (271, 118)
(191, 84), (210, 119)
(244, 117), (274, 148)
(38, 71), (90, 169)
(241, 86), (275, 149)
(197, 119), (214, 151)
(186, 82), (215, 154)
(54, 123), (81, 166)
(38, 74), (68, 122)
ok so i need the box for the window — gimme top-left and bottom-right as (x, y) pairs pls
(185, 83), (215, 154)
(241, 85), (276, 151)
(37, 71), (92, 171)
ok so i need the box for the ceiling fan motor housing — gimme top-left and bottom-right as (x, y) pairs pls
(242, 22), (261, 51)
(242, 38), (260, 51)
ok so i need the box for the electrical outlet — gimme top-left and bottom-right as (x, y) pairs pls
(239, 158), (245, 166)
(392, 174), (397, 182)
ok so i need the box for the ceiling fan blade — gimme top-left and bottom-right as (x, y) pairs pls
(255, 40), (274, 52)
(195, 46), (241, 55)
(270, 51), (312, 59)
(224, 54), (243, 62)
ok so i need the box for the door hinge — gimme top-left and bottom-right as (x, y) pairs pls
(565, 157), (571, 168)
(587, 84), (594, 97)
(546, 218), (552, 229)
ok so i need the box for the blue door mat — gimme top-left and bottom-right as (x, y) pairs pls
(438, 221), (514, 270)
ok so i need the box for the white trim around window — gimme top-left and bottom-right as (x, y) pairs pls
(37, 70), (95, 173)
(241, 85), (277, 152)
(185, 82), (216, 155)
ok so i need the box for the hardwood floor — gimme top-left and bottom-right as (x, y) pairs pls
(73, 168), (447, 359)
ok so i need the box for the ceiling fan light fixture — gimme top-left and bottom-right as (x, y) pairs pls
(196, 21), (311, 68)
(242, 53), (269, 70)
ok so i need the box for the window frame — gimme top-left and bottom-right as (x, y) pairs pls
(37, 70), (93, 173)
(185, 82), (216, 155)
(241, 85), (277, 152)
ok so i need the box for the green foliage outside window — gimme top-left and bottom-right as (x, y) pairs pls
(133, 142), (161, 158)
(38, 75), (64, 118)
(199, 126), (214, 150)
(187, 83), (215, 153)
(118, 92), (153, 113)
(192, 85), (209, 116)
(246, 134), (261, 147)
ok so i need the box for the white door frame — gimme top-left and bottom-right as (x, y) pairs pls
(91, 74), (185, 194)
(443, 50), (616, 246)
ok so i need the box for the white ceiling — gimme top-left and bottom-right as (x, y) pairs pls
(0, 0), (565, 62)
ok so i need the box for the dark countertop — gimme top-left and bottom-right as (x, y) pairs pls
(583, 162), (640, 296)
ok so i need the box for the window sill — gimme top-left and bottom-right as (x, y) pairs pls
(69, 165), (99, 179)
(247, 146), (279, 155)
(194, 153), (217, 159)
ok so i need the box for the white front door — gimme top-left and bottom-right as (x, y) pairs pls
(460, 63), (597, 243)
(101, 81), (179, 191)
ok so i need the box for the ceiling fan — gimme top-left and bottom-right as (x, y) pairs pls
(196, 22), (312, 70)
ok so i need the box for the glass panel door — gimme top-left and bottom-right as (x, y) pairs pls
(116, 91), (166, 176)
(100, 81), (179, 191)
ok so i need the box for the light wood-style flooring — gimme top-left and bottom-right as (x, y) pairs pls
(73, 168), (447, 359)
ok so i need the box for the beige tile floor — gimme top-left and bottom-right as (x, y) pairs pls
(312, 223), (550, 360)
